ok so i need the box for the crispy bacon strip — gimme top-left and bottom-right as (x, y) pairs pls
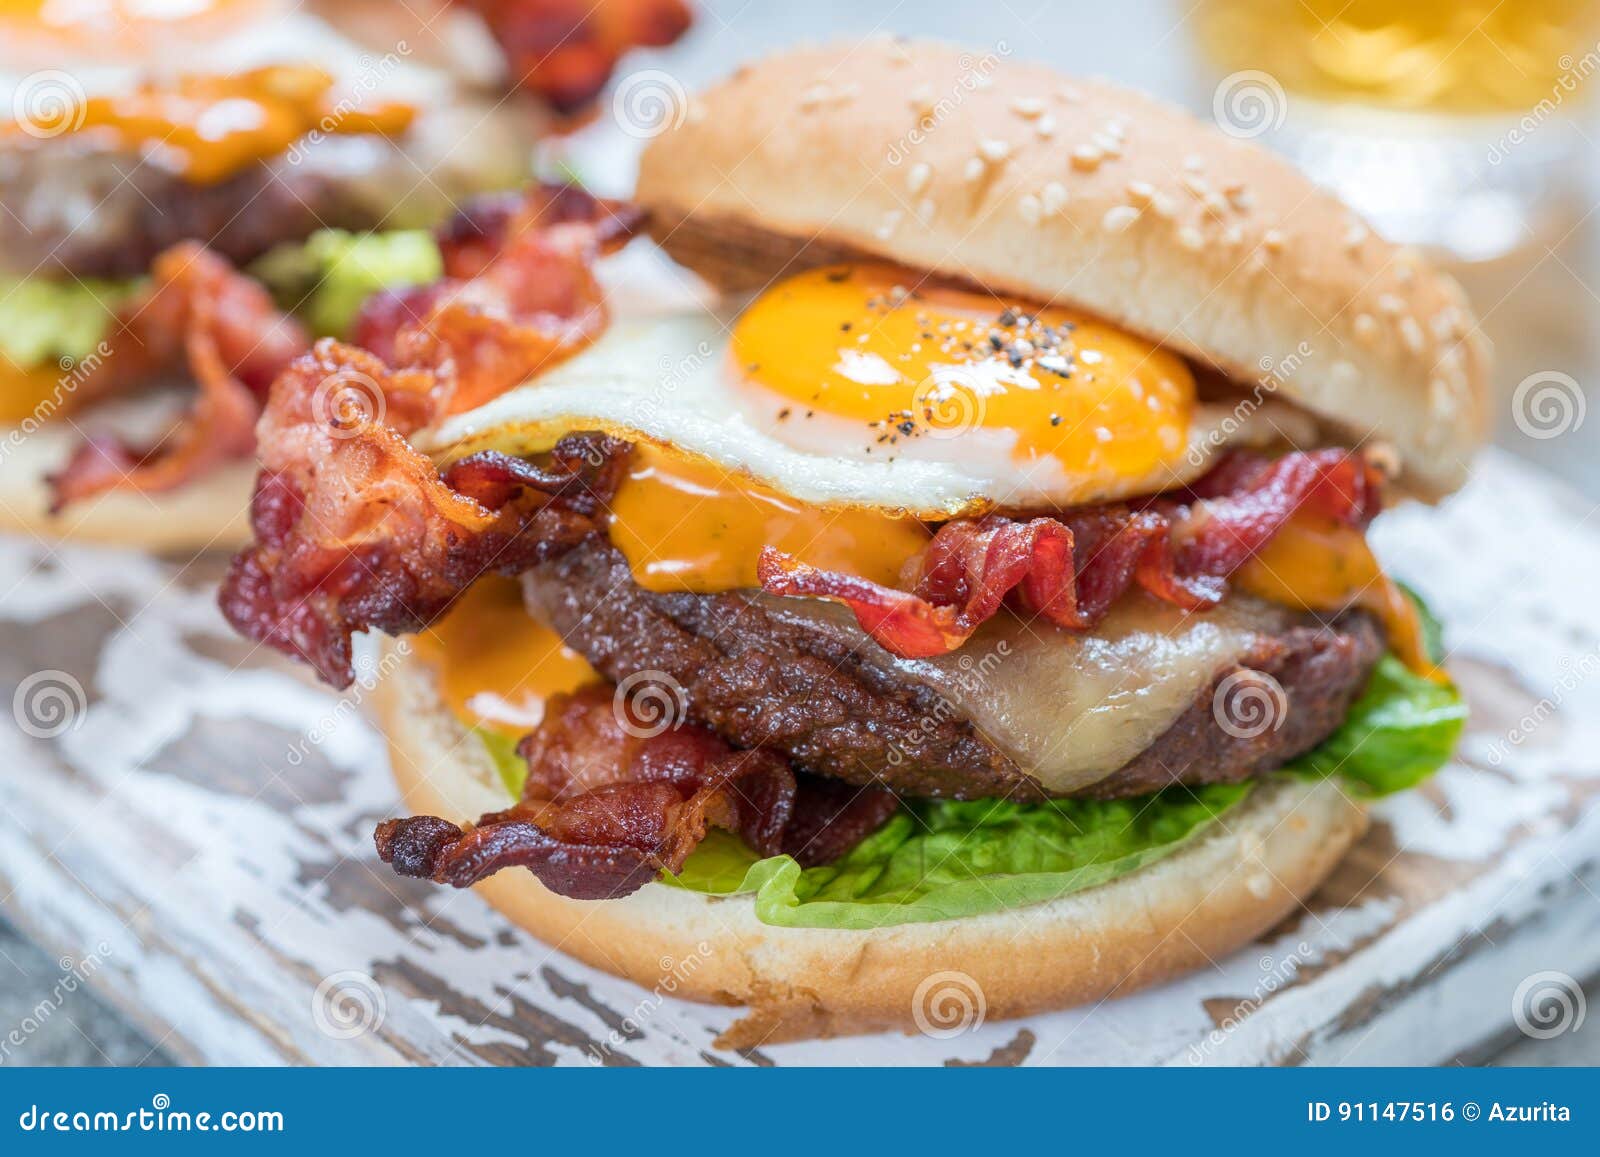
(352, 183), (643, 414)
(218, 340), (630, 687)
(760, 449), (1386, 660)
(455, 0), (693, 113)
(221, 185), (645, 684)
(47, 243), (308, 511)
(375, 686), (896, 899)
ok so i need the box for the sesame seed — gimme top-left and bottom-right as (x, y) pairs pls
(1057, 86), (1083, 104)
(875, 209), (903, 240)
(907, 162), (931, 194)
(1018, 193), (1043, 225)
(1377, 293), (1404, 316)
(1176, 224), (1204, 251)
(1035, 114), (1057, 139)
(1149, 191), (1178, 219)
(1183, 154), (1206, 173)
(1221, 223), (1244, 245)
(1429, 376), (1458, 417)
(1011, 96), (1046, 118)
(1102, 205), (1141, 233)
(978, 138), (1012, 163)
(1343, 224), (1368, 251)
(1353, 313), (1379, 343)
(1041, 181), (1068, 215)
(1181, 173), (1210, 198)
(1203, 192), (1229, 218)
(1331, 360), (1361, 391)
(799, 84), (830, 110)
(915, 197), (937, 223)
(1399, 316), (1425, 354)
(1262, 228), (1285, 252)
(1093, 131), (1123, 157)
(1070, 144), (1103, 171)
(963, 156), (986, 183)
(908, 84), (935, 113)
(1125, 180), (1155, 205)
(1104, 119), (1127, 140)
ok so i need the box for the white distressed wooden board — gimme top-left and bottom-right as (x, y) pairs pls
(0, 448), (1597, 1065)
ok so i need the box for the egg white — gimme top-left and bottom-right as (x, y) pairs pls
(422, 308), (1319, 518)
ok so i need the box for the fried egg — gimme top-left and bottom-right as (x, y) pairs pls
(0, 1), (457, 124)
(427, 261), (1315, 519)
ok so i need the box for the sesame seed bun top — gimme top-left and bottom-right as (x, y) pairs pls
(635, 38), (1490, 499)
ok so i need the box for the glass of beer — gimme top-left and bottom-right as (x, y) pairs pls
(1189, 0), (1600, 261)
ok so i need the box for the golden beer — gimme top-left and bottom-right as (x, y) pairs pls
(1193, 0), (1600, 115)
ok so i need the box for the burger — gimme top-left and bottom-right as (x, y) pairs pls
(219, 39), (1482, 1047)
(0, 0), (687, 549)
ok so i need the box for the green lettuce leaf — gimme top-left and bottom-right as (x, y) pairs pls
(664, 786), (1251, 929)
(1280, 654), (1466, 796)
(0, 277), (136, 369)
(474, 726), (528, 799)
(251, 229), (443, 338)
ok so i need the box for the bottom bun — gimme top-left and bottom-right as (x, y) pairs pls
(373, 642), (1368, 1049)
(0, 398), (254, 551)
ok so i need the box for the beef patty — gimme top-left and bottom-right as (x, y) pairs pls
(524, 541), (1385, 801)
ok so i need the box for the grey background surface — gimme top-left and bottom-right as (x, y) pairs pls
(2, 0), (1597, 1066)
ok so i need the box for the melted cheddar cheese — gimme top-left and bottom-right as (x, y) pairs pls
(3, 65), (414, 185)
(0, 358), (72, 423)
(1235, 514), (1441, 679)
(607, 444), (931, 594)
(414, 576), (600, 739)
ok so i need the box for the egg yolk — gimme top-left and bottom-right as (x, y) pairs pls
(1235, 514), (1442, 681)
(731, 264), (1196, 478)
(607, 444), (931, 594)
(1, 64), (414, 185)
(414, 576), (600, 738)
